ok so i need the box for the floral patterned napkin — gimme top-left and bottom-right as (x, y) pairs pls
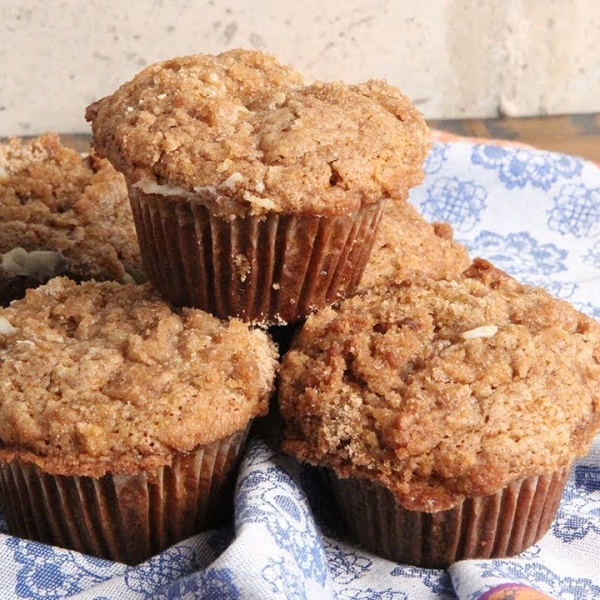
(0, 138), (599, 599)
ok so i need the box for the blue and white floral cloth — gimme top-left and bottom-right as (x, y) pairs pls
(1, 141), (599, 599)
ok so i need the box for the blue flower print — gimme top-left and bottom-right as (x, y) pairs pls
(584, 240), (600, 269)
(553, 509), (600, 546)
(418, 176), (487, 231)
(322, 540), (372, 585)
(465, 230), (567, 279)
(471, 144), (583, 190)
(236, 440), (329, 587)
(552, 478), (600, 544)
(125, 546), (199, 596)
(423, 143), (449, 175)
(242, 433), (276, 467)
(575, 464), (600, 492)
(391, 564), (454, 598)
(513, 543), (543, 561)
(153, 567), (239, 600)
(196, 568), (239, 599)
(237, 467), (328, 585)
(337, 587), (408, 600)
(518, 278), (581, 306)
(261, 557), (307, 600)
(548, 183), (600, 238)
(7, 538), (119, 599)
(535, 280), (578, 301)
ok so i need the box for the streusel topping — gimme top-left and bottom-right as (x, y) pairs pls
(0, 133), (144, 293)
(86, 49), (429, 217)
(279, 259), (600, 510)
(0, 277), (278, 477)
(360, 200), (470, 288)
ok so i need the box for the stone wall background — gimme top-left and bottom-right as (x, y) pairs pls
(1, 0), (598, 136)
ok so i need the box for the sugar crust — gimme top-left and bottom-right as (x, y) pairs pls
(278, 259), (600, 511)
(360, 199), (471, 288)
(86, 49), (430, 217)
(0, 278), (279, 477)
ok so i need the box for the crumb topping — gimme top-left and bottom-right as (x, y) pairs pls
(359, 200), (471, 288)
(0, 277), (279, 477)
(0, 133), (144, 288)
(86, 49), (429, 217)
(278, 259), (600, 511)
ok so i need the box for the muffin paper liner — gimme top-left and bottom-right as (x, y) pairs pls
(0, 426), (249, 565)
(329, 466), (570, 569)
(128, 186), (387, 324)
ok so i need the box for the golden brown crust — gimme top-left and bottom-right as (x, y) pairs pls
(0, 277), (279, 477)
(0, 133), (144, 292)
(359, 200), (471, 288)
(278, 258), (600, 510)
(86, 49), (429, 217)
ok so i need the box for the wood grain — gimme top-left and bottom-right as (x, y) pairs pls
(429, 113), (600, 162)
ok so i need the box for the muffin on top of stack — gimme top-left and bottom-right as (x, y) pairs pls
(85, 48), (430, 324)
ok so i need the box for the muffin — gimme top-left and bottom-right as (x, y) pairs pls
(359, 199), (471, 289)
(270, 202), (471, 355)
(278, 258), (600, 568)
(0, 277), (278, 564)
(0, 133), (144, 305)
(85, 48), (430, 324)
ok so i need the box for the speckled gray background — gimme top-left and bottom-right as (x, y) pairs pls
(1, 0), (598, 136)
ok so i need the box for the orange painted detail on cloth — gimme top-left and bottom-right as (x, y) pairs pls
(478, 583), (556, 600)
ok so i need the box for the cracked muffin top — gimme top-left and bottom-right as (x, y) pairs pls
(278, 258), (600, 511)
(0, 277), (278, 477)
(86, 48), (429, 218)
(0, 133), (144, 303)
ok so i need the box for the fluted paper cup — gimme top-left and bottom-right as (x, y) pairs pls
(329, 466), (570, 569)
(0, 426), (249, 565)
(128, 185), (387, 324)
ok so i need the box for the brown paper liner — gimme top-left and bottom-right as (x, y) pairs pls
(128, 186), (387, 324)
(329, 467), (570, 569)
(0, 427), (249, 565)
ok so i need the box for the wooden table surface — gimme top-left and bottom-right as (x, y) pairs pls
(429, 113), (600, 163)
(13, 112), (600, 164)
